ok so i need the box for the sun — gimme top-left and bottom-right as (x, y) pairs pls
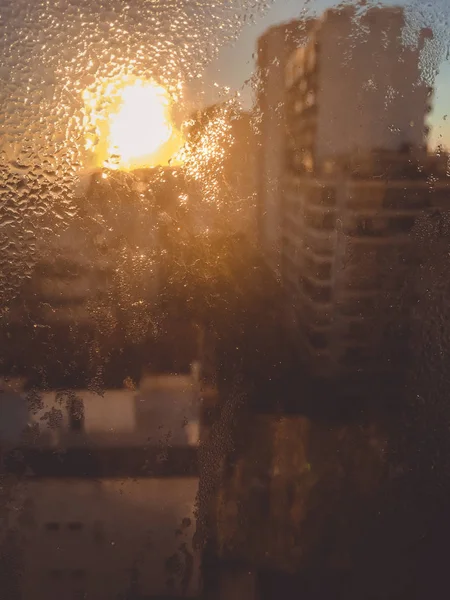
(83, 76), (184, 171)
(107, 80), (172, 169)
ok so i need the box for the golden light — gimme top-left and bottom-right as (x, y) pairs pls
(107, 81), (171, 168)
(83, 76), (184, 171)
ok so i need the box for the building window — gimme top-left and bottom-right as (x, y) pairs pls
(303, 257), (332, 281)
(45, 522), (60, 532)
(304, 208), (336, 231)
(68, 397), (85, 432)
(344, 321), (371, 342)
(68, 522), (83, 531)
(305, 90), (316, 108)
(301, 276), (332, 303)
(306, 329), (329, 349)
(71, 569), (86, 579)
(341, 347), (374, 368)
(49, 569), (64, 579)
(352, 217), (387, 236)
(383, 189), (428, 210)
(320, 187), (337, 207)
(388, 216), (417, 233)
(93, 520), (106, 544)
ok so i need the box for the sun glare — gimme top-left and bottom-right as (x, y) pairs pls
(83, 77), (184, 171)
(108, 81), (171, 168)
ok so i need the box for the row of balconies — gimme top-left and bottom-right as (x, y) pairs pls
(284, 178), (337, 207)
(284, 186), (428, 248)
(280, 175), (431, 377)
(292, 291), (400, 374)
(285, 42), (319, 90)
(284, 226), (414, 291)
(285, 174), (446, 210)
(286, 204), (421, 240)
(283, 268), (404, 375)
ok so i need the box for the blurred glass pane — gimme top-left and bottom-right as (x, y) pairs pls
(1, 1), (450, 599)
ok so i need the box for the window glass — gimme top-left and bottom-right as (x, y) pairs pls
(1, 1), (450, 599)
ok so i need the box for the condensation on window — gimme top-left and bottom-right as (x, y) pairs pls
(1, 1), (450, 599)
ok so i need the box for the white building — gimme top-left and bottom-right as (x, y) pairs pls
(26, 374), (200, 449)
(12, 477), (199, 600)
(1, 371), (213, 600)
(285, 6), (431, 175)
(266, 5), (445, 381)
(282, 155), (450, 378)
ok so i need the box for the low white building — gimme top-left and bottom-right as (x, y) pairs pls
(2, 372), (207, 600)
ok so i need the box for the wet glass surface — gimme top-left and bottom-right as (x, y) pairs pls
(1, 1), (450, 598)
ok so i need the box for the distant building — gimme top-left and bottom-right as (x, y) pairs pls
(3, 370), (208, 600)
(257, 19), (316, 276)
(285, 6), (431, 176)
(27, 167), (183, 328)
(282, 150), (450, 378)
(5, 169), (160, 334)
(2, 167), (189, 385)
(258, 6), (449, 380)
(225, 111), (257, 240)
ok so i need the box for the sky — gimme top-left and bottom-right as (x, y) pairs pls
(201, 0), (335, 104)
(199, 0), (450, 149)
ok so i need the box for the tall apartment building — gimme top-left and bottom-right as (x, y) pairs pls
(282, 153), (449, 378)
(284, 6), (431, 175)
(278, 6), (446, 379)
(257, 19), (315, 276)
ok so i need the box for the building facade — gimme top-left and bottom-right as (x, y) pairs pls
(284, 6), (431, 175)
(257, 19), (316, 277)
(282, 153), (449, 378)
(1, 167), (191, 386)
(2, 371), (206, 600)
(259, 6), (449, 379)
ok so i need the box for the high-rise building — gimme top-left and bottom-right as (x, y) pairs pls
(263, 6), (448, 380)
(282, 151), (449, 378)
(257, 19), (316, 277)
(285, 6), (431, 176)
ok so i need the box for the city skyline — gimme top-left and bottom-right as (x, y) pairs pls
(1, 2), (450, 599)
